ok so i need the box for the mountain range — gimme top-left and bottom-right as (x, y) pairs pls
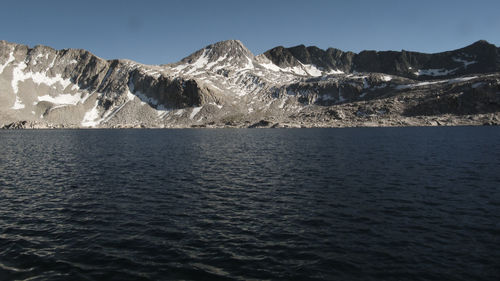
(0, 39), (499, 128)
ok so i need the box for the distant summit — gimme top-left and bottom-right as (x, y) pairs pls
(178, 40), (253, 65)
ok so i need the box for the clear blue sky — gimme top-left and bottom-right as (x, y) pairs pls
(1, 0), (499, 65)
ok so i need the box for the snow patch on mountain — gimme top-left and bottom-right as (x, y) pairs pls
(205, 54), (228, 70)
(11, 97), (25, 109)
(381, 75), (392, 81)
(414, 68), (458, 77)
(38, 93), (82, 105)
(327, 69), (344, 75)
(396, 76), (479, 90)
(190, 106), (202, 119)
(447, 76), (478, 83)
(259, 61), (282, 72)
(241, 56), (254, 71)
(9, 58), (80, 109)
(0, 51), (15, 74)
(81, 100), (100, 127)
(302, 64), (323, 76)
(453, 57), (477, 68)
(185, 50), (210, 75)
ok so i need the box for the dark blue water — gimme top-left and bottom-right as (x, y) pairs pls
(0, 127), (499, 281)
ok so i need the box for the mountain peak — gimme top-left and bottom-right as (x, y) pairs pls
(180, 40), (253, 64)
(203, 39), (254, 61)
(471, 39), (492, 46)
(171, 40), (255, 74)
(208, 39), (246, 50)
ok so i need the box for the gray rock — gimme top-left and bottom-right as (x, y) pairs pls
(248, 120), (272, 128)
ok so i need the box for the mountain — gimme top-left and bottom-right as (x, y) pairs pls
(264, 40), (500, 79)
(0, 39), (499, 128)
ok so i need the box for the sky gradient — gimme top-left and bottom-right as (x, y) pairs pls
(1, 0), (499, 65)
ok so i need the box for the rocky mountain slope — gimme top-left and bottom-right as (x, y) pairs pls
(0, 39), (499, 128)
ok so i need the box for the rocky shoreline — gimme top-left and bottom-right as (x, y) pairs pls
(3, 112), (498, 129)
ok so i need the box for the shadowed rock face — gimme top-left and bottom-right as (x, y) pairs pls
(0, 39), (499, 128)
(354, 40), (500, 78)
(276, 45), (356, 72)
(265, 40), (500, 79)
(263, 46), (303, 68)
(403, 83), (500, 116)
(129, 69), (218, 109)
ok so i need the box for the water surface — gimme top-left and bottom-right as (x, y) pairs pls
(0, 127), (499, 280)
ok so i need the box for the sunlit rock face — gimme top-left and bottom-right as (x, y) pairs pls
(1, 39), (499, 128)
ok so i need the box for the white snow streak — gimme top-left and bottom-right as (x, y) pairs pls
(11, 96), (25, 109)
(447, 76), (478, 83)
(282, 65), (308, 76)
(278, 98), (287, 109)
(189, 106), (202, 119)
(396, 76), (478, 90)
(302, 64), (322, 77)
(259, 62), (282, 72)
(414, 68), (457, 77)
(48, 57), (56, 68)
(185, 50), (209, 75)
(208, 102), (223, 109)
(128, 80), (169, 117)
(134, 90), (157, 106)
(11, 61), (27, 94)
(395, 81), (443, 90)
(25, 72), (73, 89)
(11, 61), (76, 93)
(9, 59), (79, 109)
(453, 57), (477, 68)
(205, 54), (227, 70)
(172, 63), (188, 72)
(81, 101), (100, 127)
(156, 105), (169, 118)
(10, 61), (28, 109)
(241, 56), (255, 71)
(326, 69), (344, 75)
(0, 51), (15, 74)
(127, 88), (136, 101)
(381, 75), (392, 81)
(38, 93), (82, 105)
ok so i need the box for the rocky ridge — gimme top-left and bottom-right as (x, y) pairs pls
(0, 39), (499, 128)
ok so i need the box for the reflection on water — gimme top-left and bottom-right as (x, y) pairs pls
(0, 128), (499, 280)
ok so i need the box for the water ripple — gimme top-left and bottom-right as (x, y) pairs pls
(0, 127), (499, 280)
